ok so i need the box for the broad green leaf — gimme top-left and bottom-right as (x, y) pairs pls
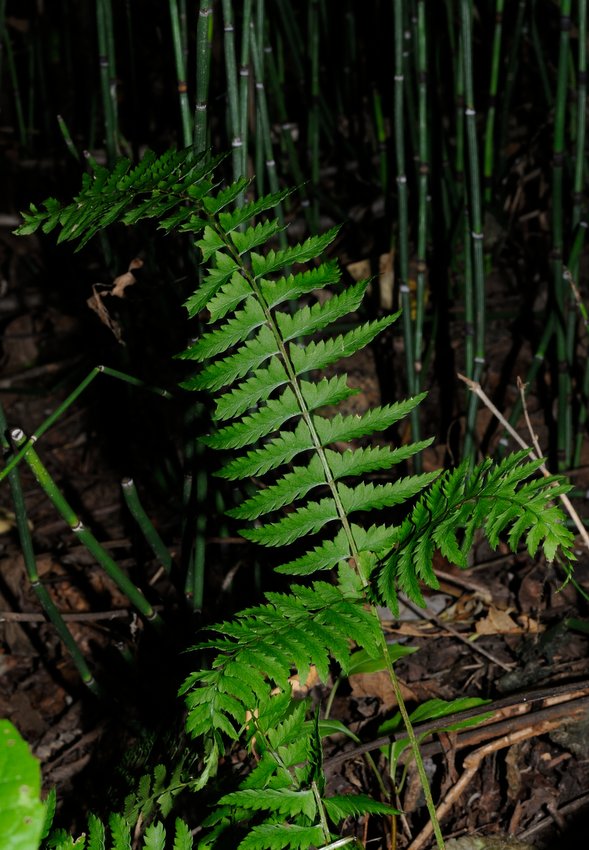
(0, 720), (46, 850)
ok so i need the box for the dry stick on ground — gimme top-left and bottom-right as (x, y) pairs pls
(457, 373), (589, 551)
(405, 689), (589, 850)
(406, 717), (575, 850)
(399, 596), (514, 671)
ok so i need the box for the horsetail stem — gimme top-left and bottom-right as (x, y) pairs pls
(11, 429), (163, 629)
(0, 403), (101, 695)
(96, 0), (118, 163)
(483, 0), (505, 204)
(169, 0), (192, 146)
(553, 0), (573, 469)
(121, 478), (174, 575)
(195, 0), (214, 154)
(460, 0), (486, 461)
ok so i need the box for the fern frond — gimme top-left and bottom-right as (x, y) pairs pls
(144, 821), (166, 850)
(109, 813), (132, 850)
(227, 455), (327, 519)
(218, 788), (316, 820)
(17, 148), (223, 250)
(172, 819), (193, 850)
(208, 358), (290, 420)
(26, 150), (576, 850)
(288, 314), (399, 375)
(275, 279), (369, 341)
(218, 187), (293, 232)
(183, 582), (381, 742)
(260, 261), (342, 309)
(216, 419), (314, 479)
(250, 227), (340, 278)
(378, 451), (575, 612)
(203, 377), (355, 451)
(323, 794), (400, 822)
(238, 823), (326, 850)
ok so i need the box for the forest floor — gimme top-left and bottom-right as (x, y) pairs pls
(2, 172), (589, 849)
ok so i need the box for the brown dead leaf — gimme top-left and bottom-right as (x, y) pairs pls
(87, 259), (143, 342)
(475, 606), (522, 636)
(289, 665), (321, 697)
(378, 251), (394, 310)
(111, 257), (143, 297)
(87, 284), (123, 342)
(516, 614), (543, 634)
(346, 258), (371, 282)
(349, 669), (417, 706)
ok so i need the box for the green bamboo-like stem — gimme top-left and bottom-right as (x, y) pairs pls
(265, 41), (310, 217)
(553, 0), (573, 469)
(249, 18), (287, 241)
(0, 1), (27, 148)
(0, 365), (171, 484)
(255, 0), (269, 200)
(496, 312), (556, 457)
(179, 0), (188, 56)
(102, 0), (119, 140)
(454, 35), (465, 187)
(483, 0), (504, 204)
(182, 401), (208, 612)
(121, 478), (174, 574)
(0, 403), (101, 695)
(33, 8), (51, 144)
(463, 205), (474, 375)
(571, 217), (589, 466)
(26, 22), (34, 145)
(194, 0), (214, 154)
(343, 1), (357, 137)
(372, 89), (388, 195)
(239, 0), (254, 179)
(169, 0), (192, 147)
(498, 0), (526, 170)
(10, 429), (163, 628)
(530, 0), (553, 107)
(308, 0), (320, 232)
(96, 0), (118, 163)
(57, 114), (81, 162)
(414, 0), (429, 390)
(221, 0), (242, 178)
(275, 0), (305, 91)
(393, 0), (417, 412)
(188, 465), (207, 610)
(568, 0), (589, 468)
(460, 0), (486, 461)
(571, 0), (586, 242)
(569, 0), (587, 468)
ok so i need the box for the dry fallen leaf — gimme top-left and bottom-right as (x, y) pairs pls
(111, 257), (143, 296)
(86, 258), (143, 342)
(349, 669), (417, 706)
(475, 606), (536, 636)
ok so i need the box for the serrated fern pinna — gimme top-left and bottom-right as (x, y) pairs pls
(18, 148), (575, 849)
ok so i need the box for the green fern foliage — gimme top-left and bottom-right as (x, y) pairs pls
(19, 147), (577, 850)
(378, 450), (575, 612)
(44, 813), (193, 850)
(180, 563), (381, 744)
